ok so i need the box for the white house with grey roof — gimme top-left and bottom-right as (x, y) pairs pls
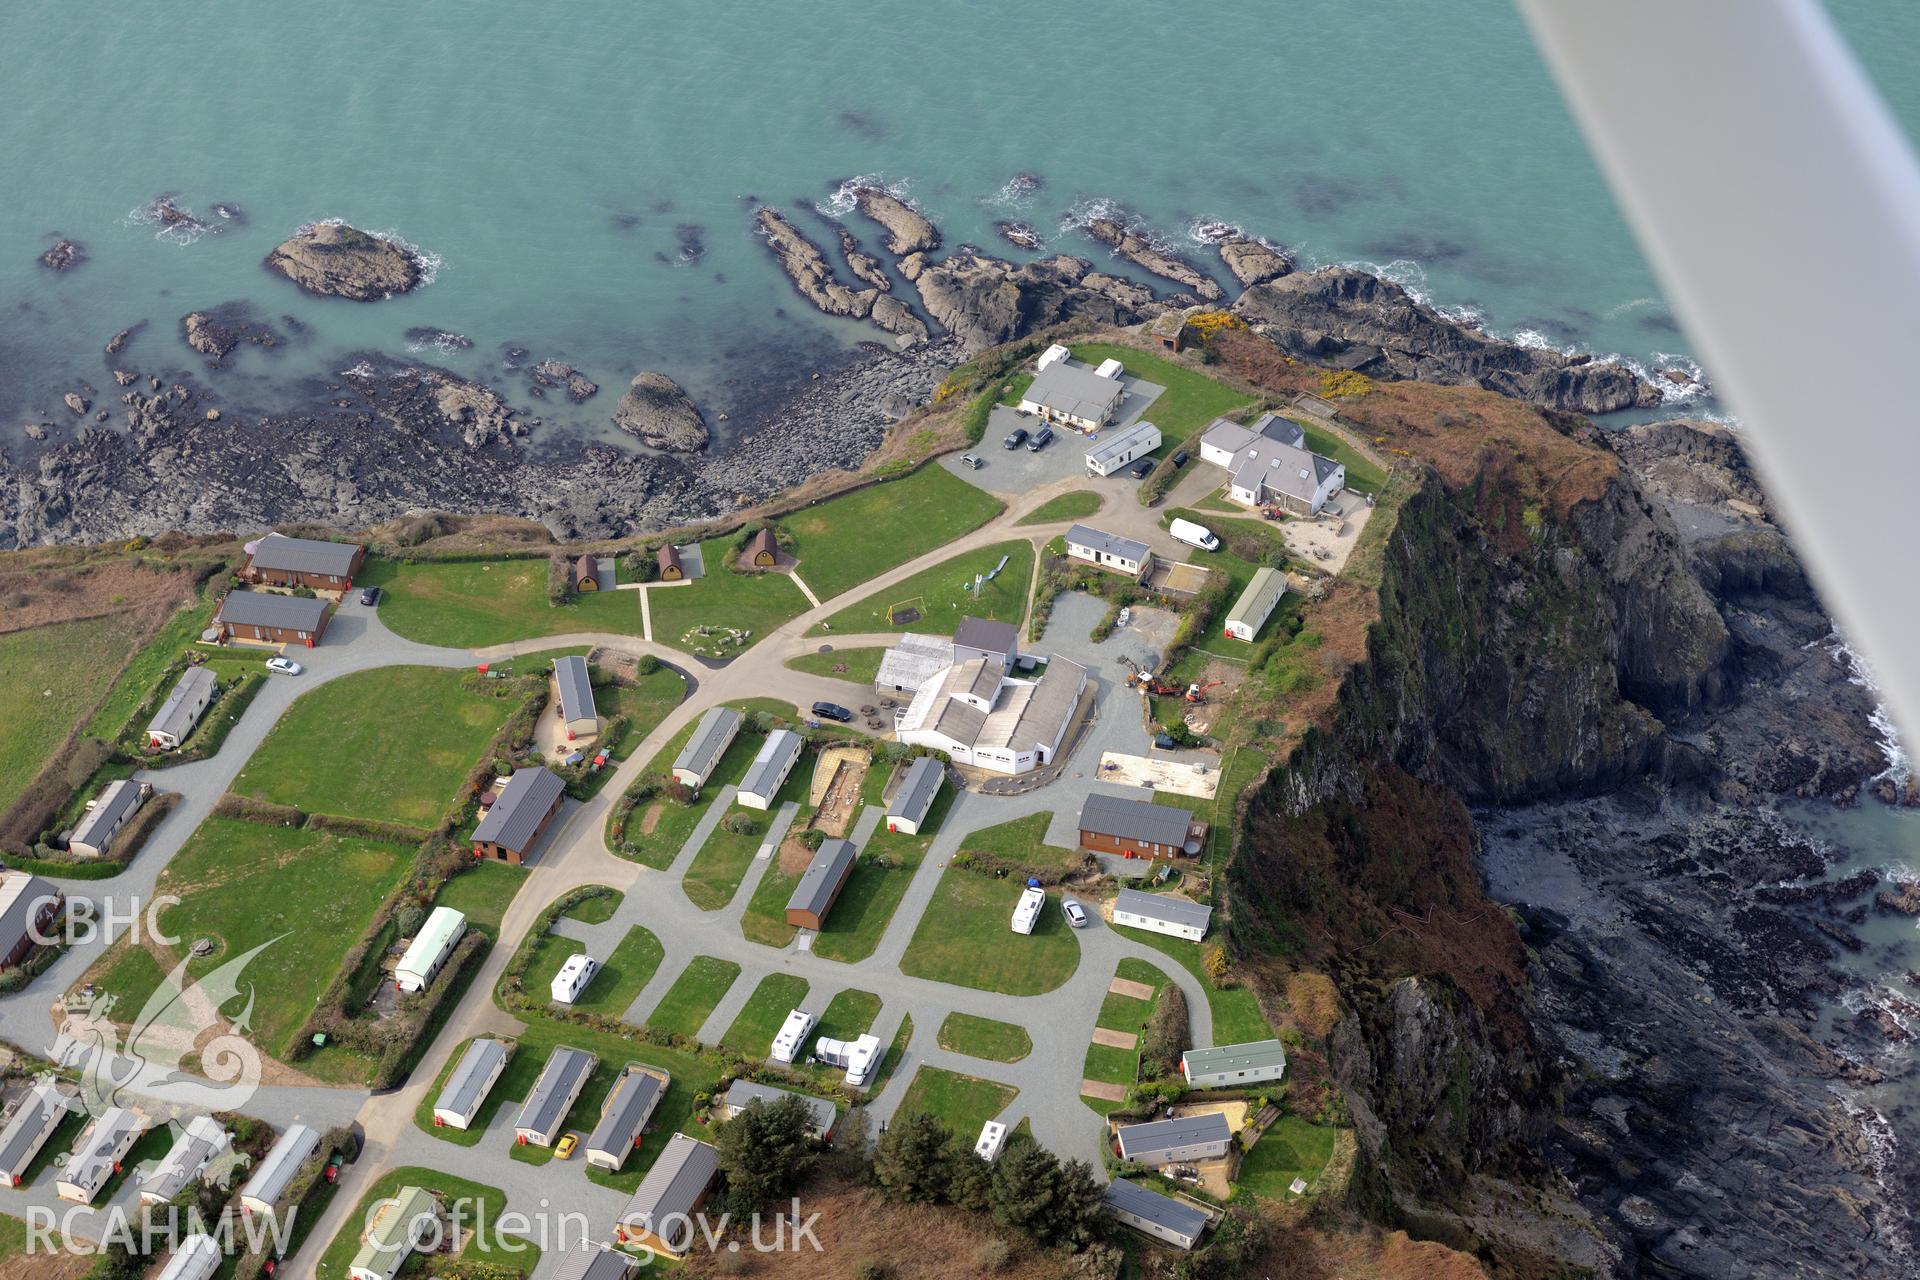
(1064, 524), (1152, 580)
(434, 1037), (510, 1129)
(69, 778), (149, 857)
(719, 1080), (836, 1139)
(138, 1115), (231, 1206)
(146, 665), (218, 751)
(885, 756), (943, 835)
(1113, 888), (1213, 941)
(1224, 567), (1288, 643)
(516, 1046), (596, 1146)
(1182, 1039), (1289, 1088)
(240, 1123), (320, 1215)
(553, 655), (598, 740)
(1199, 412), (1345, 515)
(737, 729), (802, 809)
(1019, 355), (1127, 430)
(616, 1132), (720, 1256)
(0, 1080), (73, 1187)
(1085, 421), (1163, 477)
(1103, 1178), (1210, 1250)
(1114, 1110), (1233, 1167)
(672, 706), (742, 792)
(586, 1064), (667, 1170)
(952, 616), (1019, 665)
(57, 1105), (148, 1203)
(895, 652), (1087, 776)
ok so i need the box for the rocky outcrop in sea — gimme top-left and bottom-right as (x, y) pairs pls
(1214, 235), (1293, 287)
(39, 238), (85, 272)
(181, 305), (282, 364)
(753, 207), (928, 342)
(847, 184), (939, 255)
(611, 372), (709, 452)
(263, 221), (425, 300)
(1082, 215), (1223, 300)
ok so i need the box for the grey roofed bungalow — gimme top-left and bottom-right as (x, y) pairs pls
(471, 767), (567, 851)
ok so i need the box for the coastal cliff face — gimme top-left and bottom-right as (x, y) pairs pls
(1226, 401), (1909, 1276)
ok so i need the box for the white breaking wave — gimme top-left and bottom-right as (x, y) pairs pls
(817, 173), (913, 218)
(1816, 629), (1912, 787)
(121, 196), (215, 246)
(339, 360), (375, 379)
(984, 173), (1041, 210)
(1057, 198), (1180, 257)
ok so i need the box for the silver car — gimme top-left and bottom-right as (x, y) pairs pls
(1062, 898), (1089, 928)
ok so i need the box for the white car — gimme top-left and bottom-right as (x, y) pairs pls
(1062, 899), (1089, 929)
(265, 657), (303, 676)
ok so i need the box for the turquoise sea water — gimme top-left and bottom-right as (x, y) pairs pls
(4, 0), (1915, 440)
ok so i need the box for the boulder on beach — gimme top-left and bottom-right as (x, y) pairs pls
(39, 238), (86, 272)
(63, 393), (89, 416)
(613, 372), (710, 452)
(263, 221), (422, 300)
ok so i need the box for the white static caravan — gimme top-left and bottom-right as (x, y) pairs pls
(1011, 883), (1046, 935)
(239, 1123), (321, 1216)
(1084, 422), (1162, 477)
(156, 1235), (222, 1280)
(770, 1009), (815, 1064)
(736, 729), (803, 810)
(551, 953), (599, 1004)
(393, 907), (466, 993)
(974, 1121), (1008, 1162)
(1112, 888), (1213, 942)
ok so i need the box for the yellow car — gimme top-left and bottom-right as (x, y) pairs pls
(554, 1133), (578, 1160)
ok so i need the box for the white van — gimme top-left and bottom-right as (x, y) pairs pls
(1169, 518), (1220, 552)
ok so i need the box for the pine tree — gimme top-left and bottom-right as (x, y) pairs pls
(946, 1149), (993, 1212)
(872, 1112), (952, 1203)
(988, 1139), (1061, 1238)
(713, 1094), (817, 1215)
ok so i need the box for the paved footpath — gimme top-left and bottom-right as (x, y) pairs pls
(0, 481), (1224, 1278)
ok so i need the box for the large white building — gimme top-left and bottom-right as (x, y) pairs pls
(1019, 348), (1127, 430)
(1198, 413), (1345, 515)
(894, 652), (1087, 775)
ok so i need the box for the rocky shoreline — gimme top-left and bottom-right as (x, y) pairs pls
(7, 187), (1680, 547)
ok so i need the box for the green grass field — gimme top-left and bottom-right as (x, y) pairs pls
(86, 942), (172, 1022)
(314, 1167), (540, 1280)
(357, 556), (643, 648)
(896, 1065), (1017, 1140)
(1114, 925), (1270, 1043)
(785, 646), (886, 684)
(600, 665), (690, 757)
(644, 955), (742, 1039)
(412, 1036), (522, 1146)
(1236, 1116), (1340, 1198)
(739, 853), (801, 950)
(1083, 958), (1168, 1114)
(684, 807), (776, 911)
(573, 925), (666, 1016)
(233, 666), (515, 828)
(0, 614), (142, 812)
(722, 974), (810, 1055)
(647, 539), (811, 657)
(1070, 343), (1255, 446)
(431, 860), (528, 938)
(785, 465), (1006, 602)
(1016, 490), (1105, 525)
(955, 811), (1080, 871)
(807, 539), (1033, 637)
(936, 1012), (1032, 1063)
(813, 988), (883, 1047)
(810, 785), (951, 963)
(900, 867), (1080, 995)
(155, 816), (413, 1057)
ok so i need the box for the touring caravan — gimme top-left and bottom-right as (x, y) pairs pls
(770, 1010), (815, 1064)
